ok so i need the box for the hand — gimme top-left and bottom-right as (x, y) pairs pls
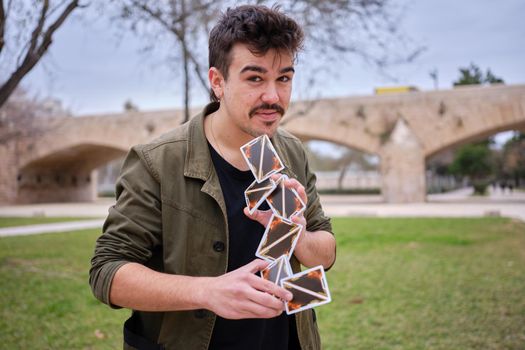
(244, 174), (311, 260)
(243, 174), (308, 227)
(203, 259), (293, 319)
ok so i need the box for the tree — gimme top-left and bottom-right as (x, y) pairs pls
(485, 69), (504, 84)
(0, 0), (86, 108)
(429, 68), (438, 90)
(336, 149), (377, 190)
(501, 132), (525, 187)
(123, 99), (139, 112)
(0, 87), (70, 144)
(305, 141), (377, 191)
(449, 142), (494, 194)
(447, 64), (505, 194)
(113, 0), (424, 122)
(453, 63), (504, 86)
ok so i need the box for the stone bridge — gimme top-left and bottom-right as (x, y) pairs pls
(1, 84), (524, 204)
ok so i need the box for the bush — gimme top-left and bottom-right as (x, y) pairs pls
(472, 180), (488, 195)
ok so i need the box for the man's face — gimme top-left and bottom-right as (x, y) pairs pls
(217, 43), (295, 138)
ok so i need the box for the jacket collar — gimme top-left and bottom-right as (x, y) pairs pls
(183, 102), (220, 181)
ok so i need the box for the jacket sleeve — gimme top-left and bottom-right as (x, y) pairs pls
(300, 146), (336, 270)
(300, 146), (333, 235)
(89, 146), (163, 307)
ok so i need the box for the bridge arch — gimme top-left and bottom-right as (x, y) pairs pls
(284, 122), (380, 156)
(425, 126), (525, 193)
(17, 143), (128, 203)
(425, 120), (525, 159)
(8, 110), (185, 203)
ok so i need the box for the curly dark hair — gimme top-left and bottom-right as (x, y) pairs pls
(208, 5), (304, 101)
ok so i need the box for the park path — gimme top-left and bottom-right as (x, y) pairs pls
(0, 219), (104, 237)
(1, 188), (524, 237)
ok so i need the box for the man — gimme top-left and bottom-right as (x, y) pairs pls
(90, 5), (336, 350)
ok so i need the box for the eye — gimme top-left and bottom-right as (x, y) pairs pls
(248, 76), (262, 82)
(278, 75), (291, 82)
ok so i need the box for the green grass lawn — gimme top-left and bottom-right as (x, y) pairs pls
(0, 217), (97, 228)
(319, 217), (525, 350)
(0, 217), (524, 349)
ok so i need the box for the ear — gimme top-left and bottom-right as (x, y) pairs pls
(208, 67), (224, 100)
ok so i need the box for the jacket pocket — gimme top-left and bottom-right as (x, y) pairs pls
(160, 197), (227, 278)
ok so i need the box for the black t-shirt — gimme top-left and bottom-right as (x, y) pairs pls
(207, 143), (300, 350)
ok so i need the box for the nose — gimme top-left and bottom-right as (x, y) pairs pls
(261, 83), (279, 105)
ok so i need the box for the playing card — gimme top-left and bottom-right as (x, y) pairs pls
(244, 177), (277, 214)
(240, 134), (284, 182)
(255, 214), (303, 262)
(281, 266), (331, 315)
(261, 255), (292, 285)
(266, 175), (306, 220)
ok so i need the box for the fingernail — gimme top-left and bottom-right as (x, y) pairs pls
(286, 292), (293, 301)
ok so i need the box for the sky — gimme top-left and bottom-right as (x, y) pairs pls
(18, 0), (525, 123)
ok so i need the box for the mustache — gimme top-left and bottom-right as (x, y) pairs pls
(249, 103), (285, 118)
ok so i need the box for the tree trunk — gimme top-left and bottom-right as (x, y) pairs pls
(180, 0), (190, 123)
(183, 44), (190, 123)
(337, 165), (347, 191)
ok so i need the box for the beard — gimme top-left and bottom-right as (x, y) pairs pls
(240, 119), (280, 138)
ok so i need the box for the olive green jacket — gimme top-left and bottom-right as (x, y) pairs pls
(89, 103), (333, 350)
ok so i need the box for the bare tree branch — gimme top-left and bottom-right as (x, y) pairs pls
(124, 0), (212, 120)
(28, 0), (50, 58)
(113, 0), (424, 120)
(0, 0), (5, 54)
(0, 87), (70, 144)
(187, 51), (208, 91)
(0, 0), (81, 107)
(180, 0), (190, 122)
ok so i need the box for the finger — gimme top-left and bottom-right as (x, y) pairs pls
(237, 299), (283, 319)
(270, 173), (282, 182)
(239, 259), (269, 274)
(244, 207), (273, 226)
(290, 214), (306, 226)
(285, 178), (307, 204)
(243, 206), (255, 219)
(243, 207), (263, 223)
(227, 277), (285, 315)
(296, 185), (307, 205)
(245, 287), (287, 313)
(250, 274), (293, 302)
(243, 206), (261, 222)
(224, 298), (281, 320)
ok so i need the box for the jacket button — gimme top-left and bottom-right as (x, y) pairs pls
(213, 241), (225, 252)
(194, 309), (207, 319)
